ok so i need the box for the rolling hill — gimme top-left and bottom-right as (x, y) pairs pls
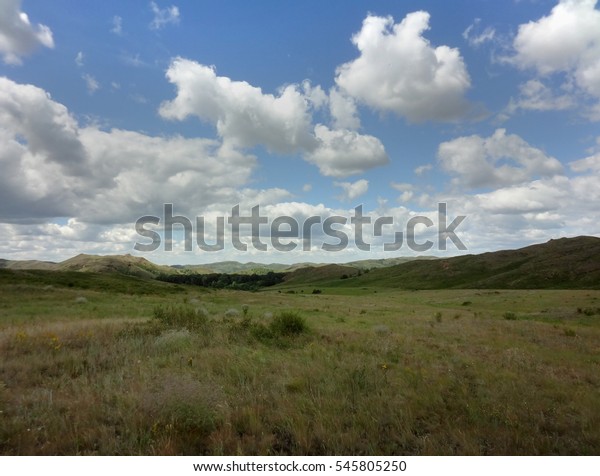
(332, 236), (600, 290)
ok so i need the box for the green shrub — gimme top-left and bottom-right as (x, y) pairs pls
(153, 305), (208, 331)
(270, 311), (308, 337)
(503, 311), (517, 320)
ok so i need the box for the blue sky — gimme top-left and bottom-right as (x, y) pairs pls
(1, 0), (600, 264)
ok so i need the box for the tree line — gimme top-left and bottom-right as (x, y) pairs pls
(156, 271), (286, 290)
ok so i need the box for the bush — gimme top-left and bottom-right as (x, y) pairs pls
(153, 305), (208, 331)
(244, 311), (310, 345)
(503, 311), (517, 321)
(270, 311), (308, 337)
(312, 289), (322, 295)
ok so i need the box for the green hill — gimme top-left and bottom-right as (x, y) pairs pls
(282, 263), (359, 285)
(55, 253), (176, 278)
(333, 236), (600, 290)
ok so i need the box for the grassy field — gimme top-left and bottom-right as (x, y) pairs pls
(1, 274), (599, 455)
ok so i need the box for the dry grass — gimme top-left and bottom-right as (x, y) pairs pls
(0, 285), (599, 455)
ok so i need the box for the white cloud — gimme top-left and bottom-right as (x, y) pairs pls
(305, 125), (389, 178)
(329, 87), (360, 130)
(473, 178), (569, 214)
(570, 152), (600, 172)
(0, 77), (90, 219)
(0, 77), (269, 225)
(159, 58), (317, 154)
(506, 79), (574, 115)
(82, 73), (100, 94)
(160, 58), (389, 177)
(0, 0), (54, 65)
(334, 179), (369, 201)
(335, 12), (472, 122)
(391, 182), (415, 202)
(75, 51), (84, 67)
(302, 183), (312, 192)
(508, 0), (600, 117)
(111, 15), (122, 35)
(462, 18), (496, 47)
(149, 2), (180, 30)
(438, 128), (563, 189)
(414, 164), (432, 176)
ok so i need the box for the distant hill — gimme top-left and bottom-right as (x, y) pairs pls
(2, 236), (598, 289)
(174, 261), (291, 275)
(174, 256), (434, 274)
(0, 253), (178, 278)
(345, 256), (437, 270)
(56, 254), (175, 278)
(336, 236), (600, 290)
(0, 259), (58, 271)
(282, 264), (359, 285)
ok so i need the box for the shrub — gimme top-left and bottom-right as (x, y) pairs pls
(270, 311), (308, 337)
(224, 308), (240, 319)
(503, 311), (517, 320)
(312, 289), (322, 295)
(153, 305), (208, 331)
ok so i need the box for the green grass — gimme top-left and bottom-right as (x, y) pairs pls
(1, 274), (599, 455)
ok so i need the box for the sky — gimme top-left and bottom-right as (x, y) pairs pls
(1, 0), (600, 265)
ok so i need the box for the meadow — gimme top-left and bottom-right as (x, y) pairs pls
(1, 272), (599, 455)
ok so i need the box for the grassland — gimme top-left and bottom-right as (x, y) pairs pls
(1, 272), (599, 455)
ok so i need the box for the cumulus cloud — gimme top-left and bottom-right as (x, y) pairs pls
(149, 2), (180, 30)
(473, 178), (569, 215)
(160, 58), (389, 177)
(334, 179), (369, 201)
(570, 152), (600, 172)
(391, 182), (415, 202)
(159, 58), (317, 153)
(438, 128), (563, 189)
(0, 0), (54, 64)
(329, 87), (360, 130)
(508, 0), (600, 118)
(0, 77), (278, 225)
(305, 125), (388, 178)
(335, 12), (472, 122)
(505, 79), (575, 115)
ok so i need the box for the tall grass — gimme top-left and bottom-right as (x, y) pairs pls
(1, 285), (599, 455)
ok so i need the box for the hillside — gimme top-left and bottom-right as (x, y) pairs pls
(282, 263), (359, 285)
(0, 259), (58, 271)
(336, 236), (600, 290)
(56, 254), (176, 279)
